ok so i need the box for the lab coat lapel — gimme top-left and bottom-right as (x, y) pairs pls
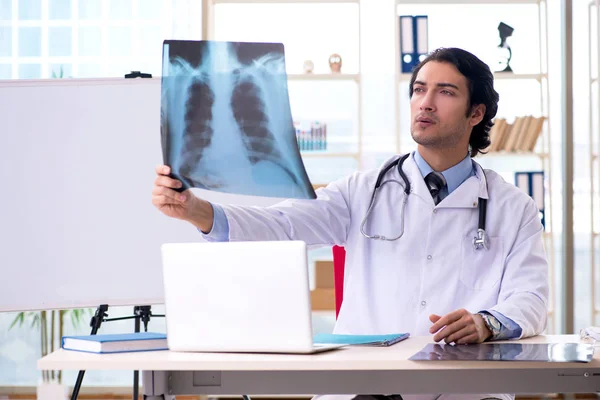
(404, 153), (436, 206)
(438, 160), (490, 209)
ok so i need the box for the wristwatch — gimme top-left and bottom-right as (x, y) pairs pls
(477, 312), (502, 341)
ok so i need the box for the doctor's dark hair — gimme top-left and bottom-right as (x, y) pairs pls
(408, 47), (499, 158)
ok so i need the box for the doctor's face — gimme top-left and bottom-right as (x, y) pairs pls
(410, 61), (477, 151)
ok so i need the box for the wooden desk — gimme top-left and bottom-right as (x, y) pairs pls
(38, 335), (600, 398)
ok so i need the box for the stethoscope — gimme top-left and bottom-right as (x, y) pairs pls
(360, 153), (490, 251)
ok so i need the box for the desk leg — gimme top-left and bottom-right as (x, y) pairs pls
(142, 371), (176, 400)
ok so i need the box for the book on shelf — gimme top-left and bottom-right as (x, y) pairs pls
(487, 116), (546, 153)
(62, 332), (168, 354)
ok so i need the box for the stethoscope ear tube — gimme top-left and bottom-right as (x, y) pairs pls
(478, 198), (487, 232)
(364, 155), (489, 250)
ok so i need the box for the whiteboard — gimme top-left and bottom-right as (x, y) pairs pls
(0, 78), (284, 312)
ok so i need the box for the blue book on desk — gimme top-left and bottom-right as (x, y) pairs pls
(313, 333), (409, 347)
(62, 332), (168, 354)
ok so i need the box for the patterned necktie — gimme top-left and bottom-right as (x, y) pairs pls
(424, 171), (447, 205)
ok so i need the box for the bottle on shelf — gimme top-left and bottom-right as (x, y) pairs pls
(295, 120), (328, 152)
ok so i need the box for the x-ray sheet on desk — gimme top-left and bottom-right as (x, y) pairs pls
(160, 40), (316, 199)
(409, 343), (594, 363)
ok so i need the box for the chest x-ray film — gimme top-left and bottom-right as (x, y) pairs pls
(160, 40), (316, 199)
(409, 342), (594, 363)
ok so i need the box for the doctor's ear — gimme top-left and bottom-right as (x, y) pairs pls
(468, 104), (486, 127)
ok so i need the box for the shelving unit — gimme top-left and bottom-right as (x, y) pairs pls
(393, 0), (556, 333)
(201, 0), (363, 182)
(588, 0), (600, 326)
(287, 73), (360, 82)
(200, 0), (558, 331)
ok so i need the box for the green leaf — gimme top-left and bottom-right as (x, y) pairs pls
(30, 313), (40, 329)
(64, 308), (92, 328)
(9, 312), (25, 330)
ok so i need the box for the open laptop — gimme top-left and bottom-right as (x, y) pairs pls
(160, 240), (344, 354)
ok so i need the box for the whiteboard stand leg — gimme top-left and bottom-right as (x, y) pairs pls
(133, 306), (165, 400)
(68, 304), (165, 400)
(70, 304), (109, 400)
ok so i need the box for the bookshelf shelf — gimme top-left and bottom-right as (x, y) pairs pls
(300, 151), (359, 159)
(482, 151), (549, 158)
(213, 0), (358, 3)
(398, 72), (547, 82)
(396, 0), (538, 4)
(493, 72), (548, 80)
(288, 73), (360, 82)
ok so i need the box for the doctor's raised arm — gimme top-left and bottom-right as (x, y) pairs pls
(152, 47), (548, 400)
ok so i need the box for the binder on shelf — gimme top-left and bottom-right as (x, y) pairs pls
(415, 15), (429, 64)
(399, 15), (429, 73)
(400, 15), (416, 73)
(515, 171), (545, 229)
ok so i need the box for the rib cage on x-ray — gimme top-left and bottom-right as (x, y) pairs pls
(180, 77), (214, 179)
(231, 76), (281, 166)
(161, 40), (315, 199)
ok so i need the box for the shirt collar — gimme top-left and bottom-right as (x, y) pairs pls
(413, 149), (474, 194)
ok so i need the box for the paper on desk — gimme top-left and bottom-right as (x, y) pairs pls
(408, 342), (594, 362)
(313, 333), (410, 347)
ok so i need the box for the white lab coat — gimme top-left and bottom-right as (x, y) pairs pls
(219, 153), (549, 400)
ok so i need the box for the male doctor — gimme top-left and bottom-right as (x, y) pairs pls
(152, 47), (549, 400)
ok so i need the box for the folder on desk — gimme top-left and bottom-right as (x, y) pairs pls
(313, 333), (409, 347)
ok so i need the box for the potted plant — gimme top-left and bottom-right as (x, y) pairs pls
(10, 309), (91, 400)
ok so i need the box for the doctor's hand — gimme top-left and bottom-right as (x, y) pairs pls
(428, 309), (492, 345)
(152, 165), (215, 233)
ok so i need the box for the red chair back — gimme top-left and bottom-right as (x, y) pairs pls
(332, 245), (346, 318)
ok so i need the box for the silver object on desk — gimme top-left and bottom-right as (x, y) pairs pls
(409, 343), (595, 363)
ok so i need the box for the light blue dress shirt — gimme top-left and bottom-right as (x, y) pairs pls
(413, 149), (475, 201)
(202, 150), (522, 340)
(201, 202), (229, 241)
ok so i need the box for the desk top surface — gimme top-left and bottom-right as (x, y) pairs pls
(38, 335), (599, 372)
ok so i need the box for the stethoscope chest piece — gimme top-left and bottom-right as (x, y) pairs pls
(473, 228), (489, 251)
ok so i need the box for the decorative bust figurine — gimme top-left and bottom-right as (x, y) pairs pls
(328, 53), (342, 73)
(496, 22), (514, 73)
(303, 60), (314, 74)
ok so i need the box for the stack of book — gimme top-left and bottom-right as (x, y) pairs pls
(486, 116), (546, 153)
